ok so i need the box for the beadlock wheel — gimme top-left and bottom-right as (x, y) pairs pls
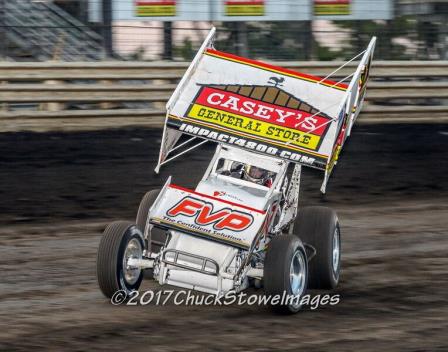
(96, 221), (144, 298)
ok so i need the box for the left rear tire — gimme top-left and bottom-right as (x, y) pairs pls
(294, 206), (341, 289)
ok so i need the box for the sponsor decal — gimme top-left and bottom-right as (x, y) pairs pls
(213, 191), (244, 203)
(314, 0), (351, 16)
(186, 86), (331, 151)
(173, 122), (324, 167)
(166, 196), (254, 232)
(225, 0), (264, 16)
(194, 87), (330, 136)
(167, 81), (333, 168)
(149, 185), (266, 248)
(166, 71), (342, 169)
(135, 0), (176, 16)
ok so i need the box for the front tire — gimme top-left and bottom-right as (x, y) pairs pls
(96, 221), (144, 298)
(264, 235), (308, 314)
(294, 206), (341, 289)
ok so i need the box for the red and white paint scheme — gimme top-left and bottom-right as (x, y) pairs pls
(95, 27), (376, 301)
(150, 183), (267, 249)
(167, 196), (254, 231)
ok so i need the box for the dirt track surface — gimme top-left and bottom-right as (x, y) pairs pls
(0, 124), (447, 351)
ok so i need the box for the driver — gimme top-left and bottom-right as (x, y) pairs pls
(219, 161), (274, 187)
(243, 165), (273, 188)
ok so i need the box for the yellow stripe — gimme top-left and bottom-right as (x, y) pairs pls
(226, 5), (264, 16)
(315, 4), (350, 15)
(188, 104), (321, 150)
(136, 5), (176, 16)
(205, 51), (347, 92)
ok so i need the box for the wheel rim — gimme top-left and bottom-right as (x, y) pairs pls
(289, 249), (306, 298)
(332, 226), (341, 276)
(123, 238), (142, 285)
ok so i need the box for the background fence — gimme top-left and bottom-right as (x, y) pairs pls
(1, 60), (447, 131)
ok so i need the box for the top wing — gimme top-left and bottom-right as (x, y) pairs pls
(156, 27), (376, 193)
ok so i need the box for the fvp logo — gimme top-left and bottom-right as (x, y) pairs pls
(167, 196), (254, 231)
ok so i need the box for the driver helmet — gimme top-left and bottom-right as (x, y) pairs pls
(243, 165), (269, 185)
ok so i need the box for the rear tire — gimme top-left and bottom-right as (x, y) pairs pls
(96, 221), (144, 298)
(136, 189), (167, 253)
(294, 206), (341, 289)
(264, 235), (308, 314)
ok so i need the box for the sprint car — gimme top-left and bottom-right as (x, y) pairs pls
(96, 28), (376, 313)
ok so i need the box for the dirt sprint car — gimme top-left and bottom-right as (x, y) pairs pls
(97, 28), (376, 313)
